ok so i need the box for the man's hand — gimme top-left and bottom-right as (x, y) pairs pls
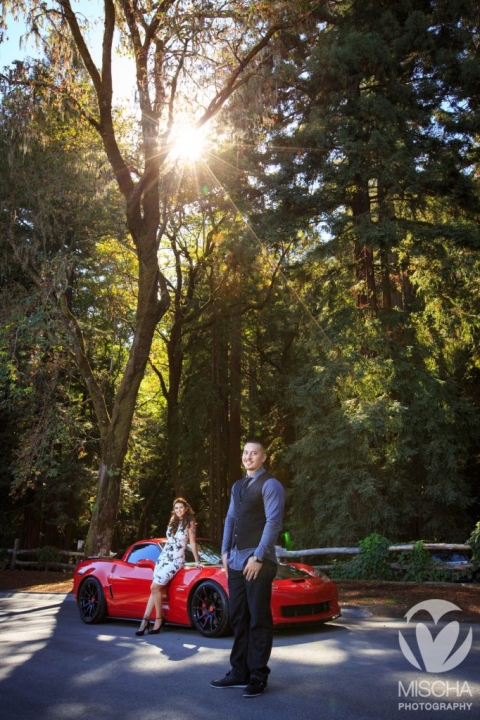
(222, 552), (229, 578)
(243, 556), (262, 581)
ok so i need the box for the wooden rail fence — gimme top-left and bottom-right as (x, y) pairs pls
(275, 543), (473, 571)
(3, 541), (472, 572)
(6, 540), (84, 571)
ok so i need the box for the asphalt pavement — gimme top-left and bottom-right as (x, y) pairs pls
(0, 592), (478, 720)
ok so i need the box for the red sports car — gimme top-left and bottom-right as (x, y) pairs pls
(73, 539), (341, 637)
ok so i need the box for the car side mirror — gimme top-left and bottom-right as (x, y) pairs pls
(136, 559), (155, 569)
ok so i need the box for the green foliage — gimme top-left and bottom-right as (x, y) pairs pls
(0, 60), (127, 548)
(329, 533), (393, 580)
(396, 542), (449, 583)
(467, 522), (480, 565)
(328, 536), (468, 582)
(1, 1), (480, 553)
(284, 2), (478, 541)
(286, 319), (477, 547)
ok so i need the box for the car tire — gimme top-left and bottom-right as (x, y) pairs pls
(77, 577), (107, 624)
(189, 580), (231, 638)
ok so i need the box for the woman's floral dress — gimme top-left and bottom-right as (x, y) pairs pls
(153, 522), (190, 585)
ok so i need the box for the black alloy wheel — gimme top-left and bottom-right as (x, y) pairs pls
(77, 577), (107, 624)
(190, 580), (231, 638)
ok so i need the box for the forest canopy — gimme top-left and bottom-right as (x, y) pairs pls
(0, 0), (479, 554)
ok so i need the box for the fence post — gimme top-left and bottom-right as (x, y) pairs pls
(11, 538), (20, 570)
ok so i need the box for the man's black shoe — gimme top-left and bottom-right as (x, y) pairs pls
(210, 672), (249, 689)
(243, 679), (267, 697)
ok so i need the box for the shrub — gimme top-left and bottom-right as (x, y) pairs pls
(465, 521), (480, 581)
(467, 522), (480, 564)
(395, 541), (450, 582)
(329, 533), (393, 580)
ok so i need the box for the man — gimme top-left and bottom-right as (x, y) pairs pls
(210, 439), (285, 698)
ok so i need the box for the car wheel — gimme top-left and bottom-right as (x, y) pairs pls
(190, 580), (231, 638)
(77, 577), (107, 624)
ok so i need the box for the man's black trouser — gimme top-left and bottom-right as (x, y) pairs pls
(227, 559), (277, 683)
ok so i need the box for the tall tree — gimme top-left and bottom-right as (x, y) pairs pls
(1, 0), (317, 554)
(0, 67), (127, 548)
(223, 0), (480, 543)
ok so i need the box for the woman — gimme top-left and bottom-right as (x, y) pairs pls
(136, 497), (202, 635)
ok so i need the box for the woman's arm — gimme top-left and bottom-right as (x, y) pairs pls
(188, 521), (202, 567)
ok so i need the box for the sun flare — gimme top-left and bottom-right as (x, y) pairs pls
(169, 125), (207, 162)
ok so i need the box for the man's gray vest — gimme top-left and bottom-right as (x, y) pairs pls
(230, 470), (272, 550)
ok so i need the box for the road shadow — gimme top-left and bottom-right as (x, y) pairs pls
(1, 594), (478, 720)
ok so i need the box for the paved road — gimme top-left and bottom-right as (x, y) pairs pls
(0, 593), (478, 720)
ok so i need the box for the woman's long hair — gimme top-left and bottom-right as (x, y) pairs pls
(168, 497), (196, 533)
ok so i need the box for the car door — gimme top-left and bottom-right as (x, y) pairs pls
(108, 542), (161, 617)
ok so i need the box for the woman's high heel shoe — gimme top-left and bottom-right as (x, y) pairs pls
(149, 618), (164, 635)
(135, 618), (150, 636)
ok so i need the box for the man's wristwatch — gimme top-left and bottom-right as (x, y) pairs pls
(252, 555), (263, 563)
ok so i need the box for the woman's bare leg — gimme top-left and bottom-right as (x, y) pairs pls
(136, 591), (156, 633)
(151, 583), (164, 630)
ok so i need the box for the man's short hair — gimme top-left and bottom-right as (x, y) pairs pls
(243, 438), (266, 452)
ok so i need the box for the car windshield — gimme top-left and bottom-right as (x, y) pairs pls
(123, 540), (222, 566)
(125, 543), (161, 564)
(184, 540), (222, 565)
(124, 541), (318, 574)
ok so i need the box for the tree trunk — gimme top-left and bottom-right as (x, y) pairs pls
(85, 427), (128, 556)
(84, 236), (168, 556)
(228, 311), (242, 484)
(209, 313), (230, 542)
(165, 320), (184, 497)
(352, 183), (378, 315)
(380, 249), (393, 313)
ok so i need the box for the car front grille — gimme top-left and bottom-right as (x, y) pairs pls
(281, 601), (331, 618)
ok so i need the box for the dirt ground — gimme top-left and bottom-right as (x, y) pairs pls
(0, 569), (75, 594)
(335, 579), (480, 623)
(1, 569), (478, 622)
